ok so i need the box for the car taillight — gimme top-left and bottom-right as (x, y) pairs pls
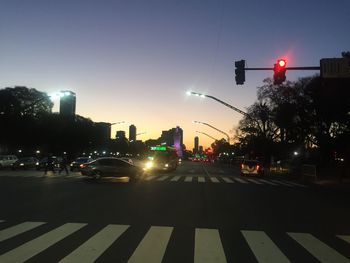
(80, 164), (87, 169)
(256, 165), (260, 171)
(241, 164), (244, 169)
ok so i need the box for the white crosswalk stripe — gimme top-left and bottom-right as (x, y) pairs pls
(170, 175), (181, 181)
(0, 221), (45, 242)
(0, 220), (5, 223)
(195, 228), (227, 263)
(0, 221), (349, 262)
(337, 235), (350, 244)
(270, 180), (294, 187)
(234, 177), (249, 184)
(156, 175), (169, 181)
(0, 223), (86, 263)
(184, 176), (193, 182)
(59, 224), (129, 263)
(198, 176), (205, 183)
(145, 175), (156, 181)
(209, 177), (220, 183)
(258, 179), (278, 185)
(288, 232), (350, 263)
(242, 230), (290, 263)
(281, 180), (307, 187)
(222, 177), (234, 183)
(245, 178), (263, 185)
(128, 226), (173, 263)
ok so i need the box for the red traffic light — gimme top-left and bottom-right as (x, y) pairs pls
(278, 59), (286, 68)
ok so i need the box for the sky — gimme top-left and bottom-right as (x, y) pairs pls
(0, 0), (349, 150)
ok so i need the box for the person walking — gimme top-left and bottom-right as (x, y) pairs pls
(44, 154), (55, 175)
(59, 156), (69, 175)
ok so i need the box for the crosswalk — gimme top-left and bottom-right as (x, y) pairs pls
(0, 171), (86, 180)
(0, 220), (349, 262)
(142, 175), (307, 188)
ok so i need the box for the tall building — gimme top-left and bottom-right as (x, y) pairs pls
(95, 122), (111, 143)
(194, 136), (199, 153)
(129, 124), (136, 142)
(159, 126), (183, 157)
(59, 90), (76, 117)
(116, 130), (126, 140)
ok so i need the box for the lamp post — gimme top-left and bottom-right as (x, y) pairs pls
(187, 91), (248, 117)
(196, 131), (218, 141)
(193, 120), (230, 144)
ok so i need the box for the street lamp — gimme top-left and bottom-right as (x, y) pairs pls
(193, 120), (230, 144)
(196, 131), (218, 141)
(187, 91), (248, 117)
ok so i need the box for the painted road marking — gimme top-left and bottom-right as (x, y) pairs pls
(195, 228), (226, 263)
(245, 179), (263, 185)
(242, 230), (290, 263)
(128, 226), (173, 263)
(0, 223), (86, 263)
(281, 180), (307, 187)
(270, 180), (294, 187)
(156, 176), (169, 181)
(0, 221), (46, 242)
(209, 177), (220, 183)
(234, 178), (248, 184)
(337, 235), (350, 244)
(170, 176), (181, 182)
(222, 177), (234, 183)
(144, 175), (156, 181)
(198, 177), (205, 183)
(288, 232), (350, 263)
(184, 176), (193, 182)
(60, 224), (129, 263)
(258, 179), (278, 185)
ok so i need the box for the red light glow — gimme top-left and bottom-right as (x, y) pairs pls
(278, 59), (286, 67)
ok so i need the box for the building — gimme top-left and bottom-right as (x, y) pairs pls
(159, 126), (183, 157)
(95, 122), (111, 144)
(116, 130), (126, 140)
(59, 90), (76, 118)
(129, 125), (136, 142)
(194, 136), (199, 153)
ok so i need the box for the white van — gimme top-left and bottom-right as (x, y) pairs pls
(0, 155), (18, 168)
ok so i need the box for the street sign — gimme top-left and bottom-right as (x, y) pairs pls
(320, 58), (350, 78)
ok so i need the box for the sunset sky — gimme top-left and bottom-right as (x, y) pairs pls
(1, 0), (349, 150)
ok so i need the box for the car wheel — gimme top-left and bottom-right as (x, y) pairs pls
(94, 170), (102, 180)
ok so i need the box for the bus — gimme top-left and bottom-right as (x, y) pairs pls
(144, 146), (178, 171)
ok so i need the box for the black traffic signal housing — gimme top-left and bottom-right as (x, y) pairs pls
(235, 60), (245, 85)
(273, 59), (287, 85)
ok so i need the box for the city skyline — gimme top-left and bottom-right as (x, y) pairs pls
(1, 0), (349, 149)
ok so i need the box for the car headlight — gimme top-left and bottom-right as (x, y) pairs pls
(165, 163), (169, 168)
(20, 163), (24, 166)
(145, 161), (153, 169)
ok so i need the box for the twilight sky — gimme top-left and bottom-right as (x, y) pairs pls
(0, 0), (349, 150)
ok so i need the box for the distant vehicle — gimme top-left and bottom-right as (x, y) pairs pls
(70, 157), (94, 171)
(144, 146), (178, 171)
(0, 155), (18, 169)
(12, 157), (39, 170)
(36, 156), (63, 170)
(240, 160), (264, 176)
(80, 157), (143, 181)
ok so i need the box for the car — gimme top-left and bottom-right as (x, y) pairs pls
(70, 157), (93, 171)
(240, 160), (264, 176)
(12, 157), (39, 170)
(0, 155), (18, 169)
(144, 150), (178, 172)
(36, 156), (63, 170)
(80, 157), (143, 181)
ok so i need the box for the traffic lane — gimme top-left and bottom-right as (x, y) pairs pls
(0, 176), (349, 234)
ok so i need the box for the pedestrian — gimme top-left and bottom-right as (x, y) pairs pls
(44, 154), (55, 175)
(59, 156), (69, 175)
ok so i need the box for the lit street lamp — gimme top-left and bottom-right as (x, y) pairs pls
(187, 91), (248, 117)
(193, 120), (230, 144)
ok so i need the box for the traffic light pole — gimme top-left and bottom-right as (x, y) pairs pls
(244, 66), (320, 70)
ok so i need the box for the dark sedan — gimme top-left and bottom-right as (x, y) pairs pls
(70, 157), (93, 171)
(36, 156), (62, 170)
(80, 157), (143, 182)
(12, 157), (39, 170)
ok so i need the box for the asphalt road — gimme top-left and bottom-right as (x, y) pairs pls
(0, 161), (349, 262)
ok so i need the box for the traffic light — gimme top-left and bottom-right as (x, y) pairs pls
(273, 59), (287, 85)
(235, 60), (245, 85)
